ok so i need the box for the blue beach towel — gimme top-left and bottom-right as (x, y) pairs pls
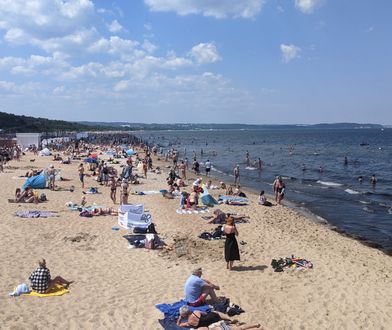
(156, 299), (210, 320)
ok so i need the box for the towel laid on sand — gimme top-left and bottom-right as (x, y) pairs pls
(156, 299), (210, 320)
(25, 284), (69, 297)
(158, 318), (190, 330)
(176, 208), (209, 215)
(15, 210), (58, 218)
(218, 196), (249, 205)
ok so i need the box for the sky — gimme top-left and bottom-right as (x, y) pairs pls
(0, 0), (391, 124)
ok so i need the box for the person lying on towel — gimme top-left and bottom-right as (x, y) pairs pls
(29, 259), (72, 294)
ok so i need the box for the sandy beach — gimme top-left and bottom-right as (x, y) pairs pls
(1, 151), (391, 330)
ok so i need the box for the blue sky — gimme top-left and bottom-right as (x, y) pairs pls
(0, 0), (391, 124)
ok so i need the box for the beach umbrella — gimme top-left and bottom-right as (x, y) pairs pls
(126, 149), (135, 156)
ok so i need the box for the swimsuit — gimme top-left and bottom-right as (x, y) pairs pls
(193, 312), (222, 328)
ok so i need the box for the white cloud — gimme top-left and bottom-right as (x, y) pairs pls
(294, 0), (324, 14)
(53, 85), (65, 94)
(107, 19), (124, 33)
(280, 44), (301, 63)
(144, 0), (265, 19)
(188, 43), (221, 64)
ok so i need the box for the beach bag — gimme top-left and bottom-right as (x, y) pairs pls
(144, 234), (156, 249)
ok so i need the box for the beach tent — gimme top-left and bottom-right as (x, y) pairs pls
(201, 186), (218, 207)
(39, 148), (51, 156)
(126, 149), (135, 156)
(22, 174), (46, 190)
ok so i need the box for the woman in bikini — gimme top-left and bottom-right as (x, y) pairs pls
(110, 176), (117, 204)
(120, 178), (129, 204)
(177, 306), (230, 328)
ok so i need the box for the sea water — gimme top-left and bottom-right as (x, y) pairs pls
(136, 128), (392, 254)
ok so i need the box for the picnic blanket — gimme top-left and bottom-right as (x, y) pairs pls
(176, 208), (209, 215)
(25, 284), (69, 297)
(15, 210), (58, 218)
(218, 195), (249, 205)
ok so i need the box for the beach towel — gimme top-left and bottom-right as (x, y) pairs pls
(25, 284), (69, 297)
(176, 208), (209, 215)
(158, 318), (190, 330)
(218, 195), (249, 205)
(156, 299), (210, 320)
(15, 210), (58, 218)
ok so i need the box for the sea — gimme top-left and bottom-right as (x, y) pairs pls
(135, 128), (392, 255)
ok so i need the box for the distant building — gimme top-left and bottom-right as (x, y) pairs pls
(16, 133), (41, 149)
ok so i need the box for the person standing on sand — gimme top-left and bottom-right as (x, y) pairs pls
(110, 176), (117, 204)
(179, 160), (187, 179)
(224, 216), (240, 270)
(142, 159), (148, 179)
(234, 165), (240, 185)
(276, 177), (285, 204)
(272, 176), (279, 202)
(47, 165), (56, 190)
(120, 178), (129, 204)
(78, 163), (85, 189)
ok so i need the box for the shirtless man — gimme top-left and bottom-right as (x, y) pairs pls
(78, 163), (85, 188)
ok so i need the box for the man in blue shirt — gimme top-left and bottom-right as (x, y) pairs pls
(184, 267), (220, 306)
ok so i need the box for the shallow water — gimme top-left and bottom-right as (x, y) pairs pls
(136, 128), (392, 254)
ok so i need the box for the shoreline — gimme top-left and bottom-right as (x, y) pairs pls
(1, 148), (391, 329)
(186, 160), (392, 257)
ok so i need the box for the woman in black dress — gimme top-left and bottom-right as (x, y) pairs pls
(224, 216), (240, 270)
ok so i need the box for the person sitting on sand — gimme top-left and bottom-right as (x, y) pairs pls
(16, 187), (40, 204)
(177, 306), (231, 328)
(184, 267), (220, 306)
(15, 188), (22, 201)
(258, 190), (272, 207)
(29, 259), (72, 294)
(189, 188), (199, 209)
(226, 185), (234, 195)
